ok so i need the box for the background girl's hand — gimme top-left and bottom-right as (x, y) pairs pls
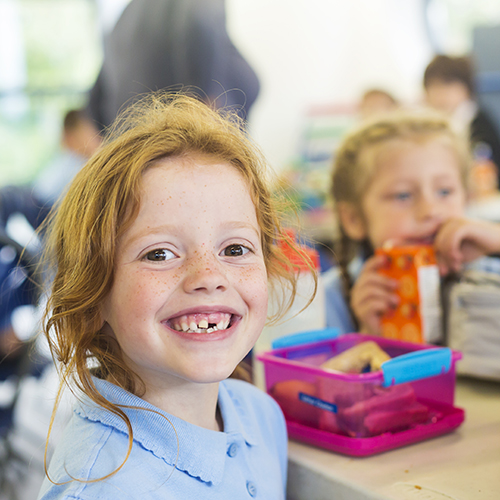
(434, 217), (500, 275)
(350, 254), (399, 335)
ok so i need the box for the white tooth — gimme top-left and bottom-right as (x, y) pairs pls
(198, 319), (208, 329)
(173, 324), (181, 331)
(190, 321), (197, 331)
(217, 321), (225, 330)
(181, 322), (189, 332)
(207, 327), (214, 333)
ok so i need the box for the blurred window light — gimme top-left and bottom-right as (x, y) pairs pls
(425, 0), (500, 54)
(0, 0), (103, 185)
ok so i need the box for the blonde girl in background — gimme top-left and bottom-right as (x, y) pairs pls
(324, 112), (500, 336)
(37, 93), (308, 500)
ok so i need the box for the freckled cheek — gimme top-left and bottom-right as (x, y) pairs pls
(236, 266), (269, 314)
(115, 271), (179, 308)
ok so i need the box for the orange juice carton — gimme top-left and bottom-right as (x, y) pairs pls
(376, 245), (442, 344)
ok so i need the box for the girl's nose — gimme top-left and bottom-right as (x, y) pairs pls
(183, 251), (229, 294)
(416, 195), (440, 220)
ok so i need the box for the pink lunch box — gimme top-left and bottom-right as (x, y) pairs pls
(257, 329), (465, 457)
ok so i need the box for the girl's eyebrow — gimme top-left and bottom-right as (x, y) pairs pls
(124, 221), (261, 247)
(123, 224), (178, 248)
(433, 174), (459, 181)
(222, 220), (261, 236)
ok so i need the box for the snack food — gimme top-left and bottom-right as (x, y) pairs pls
(319, 380), (430, 437)
(320, 341), (391, 373)
(270, 380), (320, 427)
(363, 401), (429, 435)
(271, 377), (430, 438)
(376, 245), (442, 343)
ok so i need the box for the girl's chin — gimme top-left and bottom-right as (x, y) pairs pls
(183, 368), (237, 385)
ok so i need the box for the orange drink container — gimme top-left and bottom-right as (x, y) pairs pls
(375, 245), (442, 344)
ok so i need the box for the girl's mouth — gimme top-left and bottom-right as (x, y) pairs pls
(167, 312), (235, 334)
(400, 232), (437, 247)
(410, 236), (434, 245)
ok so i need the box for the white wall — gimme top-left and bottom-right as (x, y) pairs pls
(0, 0), (27, 118)
(227, 0), (434, 171)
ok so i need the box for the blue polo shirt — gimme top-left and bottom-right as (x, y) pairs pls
(38, 378), (287, 499)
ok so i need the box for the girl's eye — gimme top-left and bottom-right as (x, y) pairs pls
(438, 187), (453, 197)
(143, 248), (175, 262)
(393, 191), (412, 201)
(222, 244), (250, 257)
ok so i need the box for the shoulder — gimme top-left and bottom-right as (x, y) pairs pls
(321, 264), (358, 334)
(322, 265), (348, 306)
(38, 407), (133, 500)
(322, 265), (342, 288)
(322, 257), (363, 293)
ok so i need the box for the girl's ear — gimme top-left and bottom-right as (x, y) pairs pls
(337, 202), (367, 241)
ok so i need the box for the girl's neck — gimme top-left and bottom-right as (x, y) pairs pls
(140, 378), (222, 432)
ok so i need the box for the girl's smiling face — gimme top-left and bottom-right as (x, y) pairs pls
(350, 140), (467, 249)
(101, 156), (268, 394)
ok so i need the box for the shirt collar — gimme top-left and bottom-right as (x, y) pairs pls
(74, 378), (255, 486)
(218, 380), (258, 446)
(349, 254), (364, 280)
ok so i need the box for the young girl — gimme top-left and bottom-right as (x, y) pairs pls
(37, 94), (306, 499)
(325, 111), (500, 336)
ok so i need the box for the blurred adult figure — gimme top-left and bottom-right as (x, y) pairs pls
(88, 0), (260, 131)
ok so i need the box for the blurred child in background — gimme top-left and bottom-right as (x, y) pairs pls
(33, 109), (101, 207)
(358, 88), (399, 121)
(324, 111), (500, 336)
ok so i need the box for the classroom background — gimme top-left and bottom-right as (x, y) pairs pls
(1, 1), (500, 499)
(2, 0), (500, 239)
(1, 0), (500, 182)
